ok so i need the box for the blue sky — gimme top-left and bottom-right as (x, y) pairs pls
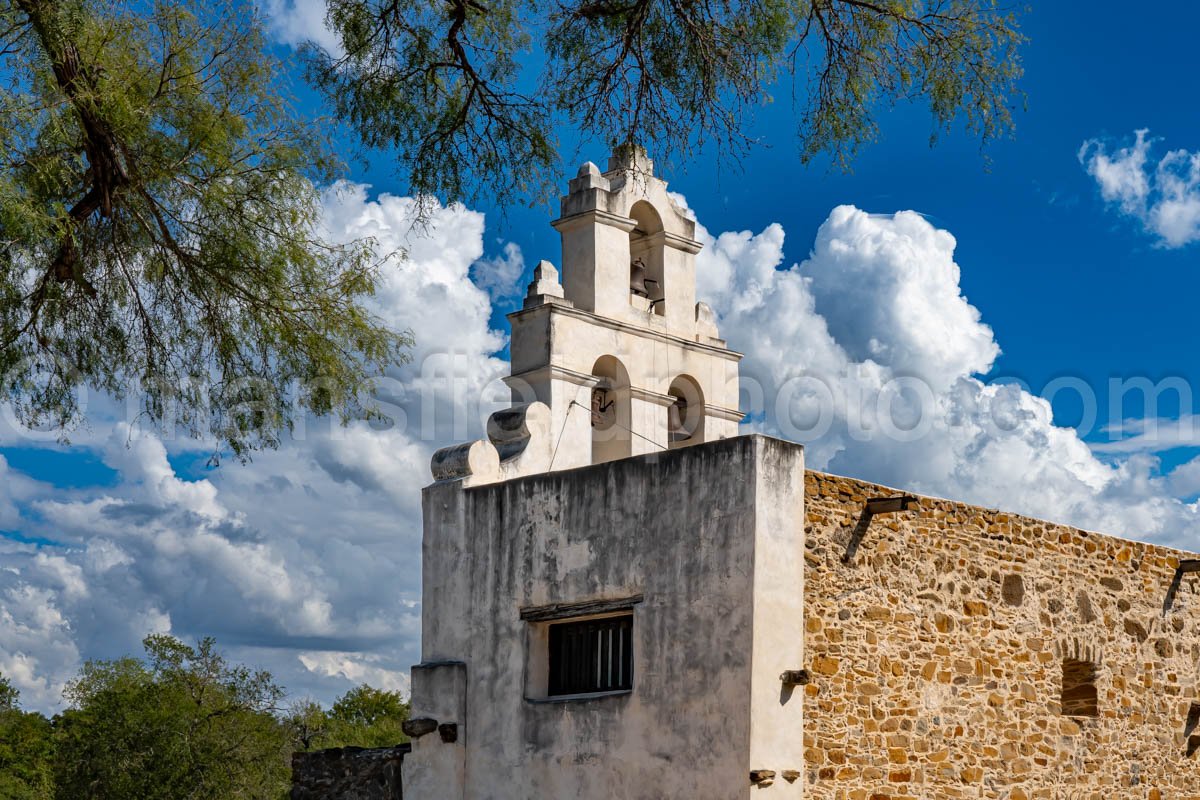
(322, 1), (1200, 453)
(3, 1), (1200, 711)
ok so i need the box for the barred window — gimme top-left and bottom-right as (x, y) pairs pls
(548, 615), (633, 696)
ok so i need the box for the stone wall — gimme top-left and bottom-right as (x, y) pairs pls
(803, 470), (1200, 799)
(291, 745), (408, 800)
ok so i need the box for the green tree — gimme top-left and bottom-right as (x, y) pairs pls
(284, 684), (410, 751)
(0, 673), (17, 709)
(308, 0), (1025, 206)
(283, 697), (330, 751)
(326, 684), (410, 748)
(0, 675), (55, 800)
(53, 635), (291, 800)
(0, 0), (409, 455)
(1, 1), (1023, 448)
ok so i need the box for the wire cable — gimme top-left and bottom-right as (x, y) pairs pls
(569, 400), (666, 452)
(548, 398), (576, 471)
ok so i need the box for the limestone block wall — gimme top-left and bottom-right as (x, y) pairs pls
(802, 471), (1200, 799)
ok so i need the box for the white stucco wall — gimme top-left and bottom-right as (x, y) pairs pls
(405, 435), (807, 799)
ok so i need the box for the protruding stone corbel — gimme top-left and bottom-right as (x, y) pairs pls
(490, 401), (553, 478)
(401, 717), (439, 739)
(865, 495), (918, 515)
(843, 495), (919, 563)
(780, 669), (810, 686)
(429, 402), (554, 485)
(749, 769), (776, 786)
(487, 402), (547, 461)
(1163, 559), (1200, 614)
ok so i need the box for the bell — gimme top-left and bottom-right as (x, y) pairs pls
(591, 388), (614, 427)
(630, 260), (650, 298)
(668, 396), (689, 441)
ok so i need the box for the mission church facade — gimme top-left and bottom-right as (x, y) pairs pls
(395, 149), (1200, 799)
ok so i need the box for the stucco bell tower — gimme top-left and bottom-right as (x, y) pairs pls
(409, 150), (805, 800)
(432, 145), (743, 484)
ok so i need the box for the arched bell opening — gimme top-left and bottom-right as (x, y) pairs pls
(628, 201), (665, 316)
(591, 355), (633, 464)
(667, 375), (704, 449)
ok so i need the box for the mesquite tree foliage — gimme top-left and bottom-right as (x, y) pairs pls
(0, 0), (1022, 453)
(0, 0), (410, 454)
(308, 0), (1024, 205)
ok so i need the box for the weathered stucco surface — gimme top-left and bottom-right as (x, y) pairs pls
(804, 470), (1200, 799)
(405, 435), (806, 799)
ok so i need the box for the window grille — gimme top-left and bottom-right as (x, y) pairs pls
(548, 615), (633, 696)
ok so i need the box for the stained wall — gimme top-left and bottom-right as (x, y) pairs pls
(406, 435), (806, 799)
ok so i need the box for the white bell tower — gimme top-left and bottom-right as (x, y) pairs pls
(412, 150), (805, 800)
(432, 146), (743, 483)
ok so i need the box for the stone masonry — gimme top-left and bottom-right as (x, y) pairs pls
(803, 470), (1200, 799)
(291, 745), (408, 800)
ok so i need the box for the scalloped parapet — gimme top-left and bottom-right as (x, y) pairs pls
(430, 439), (500, 484)
(429, 402), (554, 486)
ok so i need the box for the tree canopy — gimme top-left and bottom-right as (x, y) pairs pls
(0, 677), (54, 800)
(285, 683), (411, 750)
(0, 0), (408, 455)
(0, 635), (411, 799)
(54, 635), (290, 799)
(308, 0), (1025, 206)
(0, 0), (1024, 450)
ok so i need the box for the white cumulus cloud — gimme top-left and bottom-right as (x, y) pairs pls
(696, 205), (1200, 547)
(2, 185), (1198, 715)
(0, 186), (515, 711)
(260, 0), (341, 54)
(1080, 129), (1200, 248)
